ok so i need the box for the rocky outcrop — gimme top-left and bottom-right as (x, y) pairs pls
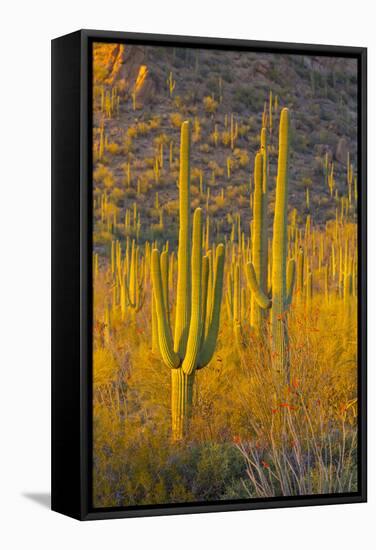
(93, 43), (160, 104)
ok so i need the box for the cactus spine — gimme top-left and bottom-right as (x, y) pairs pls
(151, 121), (225, 440)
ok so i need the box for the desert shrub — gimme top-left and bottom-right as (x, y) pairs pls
(234, 148), (250, 169)
(170, 112), (183, 128)
(199, 143), (210, 153)
(106, 142), (121, 155)
(122, 137), (134, 155)
(148, 115), (161, 130)
(221, 131), (231, 147)
(203, 96), (218, 114)
(127, 126), (137, 139)
(94, 165), (114, 187)
(137, 121), (149, 135)
(154, 133), (169, 146)
(207, 160), (224, 177)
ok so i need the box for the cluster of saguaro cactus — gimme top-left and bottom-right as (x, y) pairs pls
(123, 203), (140, 239)
(260, 90), (278, 140)
(95, 84), (119, 119)
(285, 190), (357, 313)
(108, 238), (145, 323)
(120, 239), (145, 319)
(151, 121), (225, 440)
(93, 79), (359, 442)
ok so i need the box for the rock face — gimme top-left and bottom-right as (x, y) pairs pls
(93, 43), (125, 85)
(93, 44), (159, 104)
(336, 137), (349, 164)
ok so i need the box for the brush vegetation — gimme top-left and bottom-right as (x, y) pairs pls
(92, 44), (358, 507)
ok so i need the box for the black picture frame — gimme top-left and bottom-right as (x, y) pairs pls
(51, 29), (367, 520)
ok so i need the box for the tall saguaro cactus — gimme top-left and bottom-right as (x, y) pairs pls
(245, 108), (296, 380)
(151, 121), (225, 440)
(250, 129), (269, 334)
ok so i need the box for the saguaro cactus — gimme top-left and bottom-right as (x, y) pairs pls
(245, 108), (296, 380)
(250, 129), (269, 335)
(296, 247), (304, 300)
(166, 71), (176, 97)
(120, 240), (144, 319)
(151, 121), (225, 440)
(226, 261), (243, 345)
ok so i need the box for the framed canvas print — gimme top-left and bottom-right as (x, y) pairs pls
(51, 29), (367, 520)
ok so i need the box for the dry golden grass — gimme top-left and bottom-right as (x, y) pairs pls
(91, 45), (358, 507)
(92, 234), (358, 507)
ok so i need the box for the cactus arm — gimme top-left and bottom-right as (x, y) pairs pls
(272, 108), (289, 304)
(161, 250), (170, 325)
(246, 262), (272, 309)
(174, 121), (191, 358)
(182, 209), (204, 375)
(205, 250), (213, 337)
(122, 269), (144, 311)
(135, 288), (145, 313)
(200, 255), (209, 346)
(252, 151), (264, 284)
(122, 276), (133, 307)
(151, 290), (159, 353)
(151, 249), (180, 369)
(285, 259), (296, 309)
(261, 128), (269, 290)
(198, 243), (225, 368)
(245, 262), (272, 310)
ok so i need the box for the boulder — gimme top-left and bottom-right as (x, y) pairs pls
(335, 137), (349, 164)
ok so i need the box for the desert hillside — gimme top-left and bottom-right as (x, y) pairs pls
(92, 42), (357, 250)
